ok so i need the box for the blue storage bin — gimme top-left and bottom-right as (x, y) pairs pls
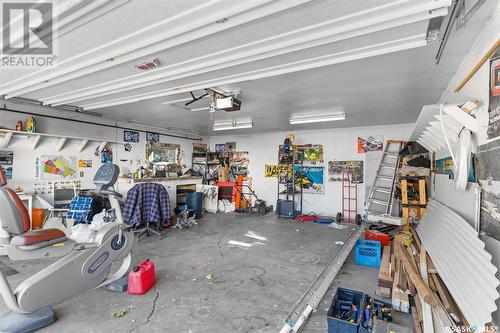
(354, 239), (381, 268)
(327, 287), (365, 333)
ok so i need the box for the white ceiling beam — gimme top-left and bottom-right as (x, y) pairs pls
(2, 0), (311, 97)
(442, 104), (480, 133)
(81, 34), (428, 110)
(428, 121), (458, 143)
(423, 129), (446, 144)
(43, 1), (450, 106)
(433, 114), (464, 134)
(416, 138), (433, 151)
(421, 132), (443, 148)
(428, 120), (458, 137)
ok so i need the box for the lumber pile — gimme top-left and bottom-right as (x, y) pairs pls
(374, 228), (468, 332)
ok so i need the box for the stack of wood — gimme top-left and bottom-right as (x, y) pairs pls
(374, 229), (468, 332)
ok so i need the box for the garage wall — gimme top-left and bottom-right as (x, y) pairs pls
(209, 123), (413, 216)
(0, 104), (204, 204)
(436, 3), (500, 326)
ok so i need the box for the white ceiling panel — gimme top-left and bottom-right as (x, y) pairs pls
(0, 0), (496, 136)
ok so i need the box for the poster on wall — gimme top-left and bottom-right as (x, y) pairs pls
(265, 164), (277, 177)
(124, 130), (140, 143)
(215, 144), (226, 153)
(0, 151), (14, 179)
(146, 132), (160, 142)
(193, 143), (208, 153)
(229, 151), (249, 176)
(41, 155), (77, 180)
(328, 160), (364, 183)
(357, 136), (383, 153)
(265, 164), (292, 178)
(78, 159), (93, 168)
(293, 165), (324, 194)
(225, 142), (236, 152)
(487, 47), (500, 139)
(296, 144), (323, 164)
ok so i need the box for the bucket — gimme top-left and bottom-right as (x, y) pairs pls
(186, 192), (203, 219)
(32, 208), (46, 229)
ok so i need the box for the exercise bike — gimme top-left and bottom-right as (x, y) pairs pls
(0, 164), (135, 332)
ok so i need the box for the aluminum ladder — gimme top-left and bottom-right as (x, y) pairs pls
(363, 140), (404, 225)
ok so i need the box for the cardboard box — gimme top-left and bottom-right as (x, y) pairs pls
(218, 167), (229, 182)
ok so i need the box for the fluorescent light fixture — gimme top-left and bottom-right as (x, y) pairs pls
(189, 107), (211, 112)
(213, 121), (252, 131)
(289, 113), (346, 124)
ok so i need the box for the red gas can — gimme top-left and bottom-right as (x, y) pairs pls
(128, 259), (155, 295)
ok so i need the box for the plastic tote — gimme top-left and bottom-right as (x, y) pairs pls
(354, 239), (382, 268)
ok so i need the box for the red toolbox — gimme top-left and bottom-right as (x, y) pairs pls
(128, 259), (155, 295)
(364, 230), (390, 246)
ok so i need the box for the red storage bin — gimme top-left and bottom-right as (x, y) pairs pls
(364, 230), (390, 246)
(128, 259), (155, 295)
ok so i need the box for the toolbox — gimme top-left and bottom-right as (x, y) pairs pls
(327, 288), (394, 333)
(327, 287), (365, 333)
(358, 295), (393, 333)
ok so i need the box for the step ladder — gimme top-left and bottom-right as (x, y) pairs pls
(363, 140), (404, 225)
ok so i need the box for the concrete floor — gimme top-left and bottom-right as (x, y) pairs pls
(0, 213), (414, 332)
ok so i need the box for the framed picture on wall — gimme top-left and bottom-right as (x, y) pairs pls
(215, 144), (225, 153)
(146, 132), (160, 142)
(124, 130), (140, 143)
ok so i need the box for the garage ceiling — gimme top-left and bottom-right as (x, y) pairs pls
(0, 0), (495, 136)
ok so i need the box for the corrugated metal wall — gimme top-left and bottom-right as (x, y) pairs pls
(417, 198), (499, 327)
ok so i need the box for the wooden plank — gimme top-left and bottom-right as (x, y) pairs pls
(411, 228), (421, 252)
(412, 306), (423, 333)
(401, 179), (409, 226)
(430, 273), (462, 324)
(427, 255), (437, 274)
(420, 246), (434, 333)
(414, 294), (424, 323)
(454, 39), (500, 92)
(398, 243), (437, 306)
(400, 289), (410, 313)
(392, 259), (401, 311)
(418, 178), (427, 219)
(375, 286), (391, 298)
(378, 245), (393, 288)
